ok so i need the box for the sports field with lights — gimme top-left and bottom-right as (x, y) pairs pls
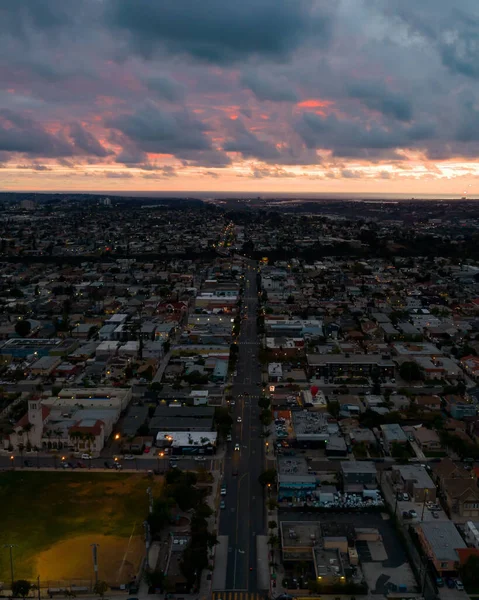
(0, 472), (162, 586)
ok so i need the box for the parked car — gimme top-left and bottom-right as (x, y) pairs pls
(104, 461), (113, 469)
(446, 578), (455, 589)
(436, 577), (444, 588)
(123, 455), (135, 460)
(455, 580), (464, 591)
(194, 456), (206, 462)
(220, 486), (227, 496)
(409, 510), (418, 518)
(227, 434), (232, 442)
(81, 454), (91, 460)
(431, 511), (439, 519)
(220, 500), (226, 509)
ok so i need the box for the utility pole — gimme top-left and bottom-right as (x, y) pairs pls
(4, 544), (16, 589)
(146, 487), (153, 514)
(143, 521), (151, 570)
(90, 543), (100, 585)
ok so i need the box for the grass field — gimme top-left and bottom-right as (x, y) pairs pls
(0, 471), (162, 586)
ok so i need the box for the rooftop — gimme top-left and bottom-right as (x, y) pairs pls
(419, 521), (467, 561)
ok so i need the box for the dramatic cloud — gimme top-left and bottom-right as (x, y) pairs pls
(2, 0), (479, 192)
(105, 0), (333, 63)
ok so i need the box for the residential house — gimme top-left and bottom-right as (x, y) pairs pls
(416, 521), (467, 574)
(392, 464), (437, 502)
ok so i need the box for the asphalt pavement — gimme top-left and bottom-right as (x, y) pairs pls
(220, 260), (266, 592)
(0, 453), (219, 473)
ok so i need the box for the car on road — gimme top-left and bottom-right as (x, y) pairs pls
(455, 580), (464, 591)
(194, 456), (205, 462)
(431, 511), (439, 519)
(220, 486), (227, 496)
(81, 454), (92, 460)
(230, 400), (235, 406)
(123, 455), (135, 460)
(409, 510), (418, 518)
(436, 577), (444, 588)
(237, 416), (242, 423)
(226, 434), (232, 442)
(61, 462), (69, 469)
(220, 500), (226, 509)
(235, 443), (240, 451)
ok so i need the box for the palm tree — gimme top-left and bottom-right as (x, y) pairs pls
(22, 423), (33, 445)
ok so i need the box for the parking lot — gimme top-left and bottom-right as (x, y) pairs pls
(395, 497), (447, 523)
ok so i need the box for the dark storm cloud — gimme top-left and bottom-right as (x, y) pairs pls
(105, 0), (333, 63)
(0, 0), (78, 39)
(380, 0), (479, 80)
(295, 112), (435, 158)
(347, 81), (413, 122)
(2, 0), (479, 171)
(240, 71), (298, 102)
(107, 101), (212, 153)
(223, 119), (280, 160)
(108, 101), (230, 166)
(0, 109), (74, 157)
(69, 122), (111, 157)
(144, 75), (186, 102)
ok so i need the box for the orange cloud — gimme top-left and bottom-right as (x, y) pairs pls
(297, 99), (334, 109)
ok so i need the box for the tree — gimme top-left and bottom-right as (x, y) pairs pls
(268, 520), (278, 531)
(399, 361), (423, 382)
(92, 581), (108, 598)
(258, 396), (271, 410)
(259, 468), (277, 487)
(15, 319), (31, 338)
(260, 409), (273, 426)
(12, 580), (31, 599)
(461, 554), (479, 588)
(144, 568), (166, 591)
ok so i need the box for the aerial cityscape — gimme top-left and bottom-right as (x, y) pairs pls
(2, 3), (479, 600)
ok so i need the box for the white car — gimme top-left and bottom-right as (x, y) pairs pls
(81, 454), (92, 460)
(237, 416), (242, 423)
(235, 444), (240, 451)
(195, 456), (206, 462)
(123, 455), (135, 460)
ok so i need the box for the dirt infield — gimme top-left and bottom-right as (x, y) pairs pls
(0, 471), (162, 584)
(35, 533), (145, 585)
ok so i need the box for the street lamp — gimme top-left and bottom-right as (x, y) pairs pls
(4, 545), (16, 589)
(114, 433), (120, 441)
(10, 455), (14, 470)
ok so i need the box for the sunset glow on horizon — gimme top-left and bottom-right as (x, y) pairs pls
(1, 0), (479, 197)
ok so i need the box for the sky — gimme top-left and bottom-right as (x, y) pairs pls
(2, 0), (479, 195)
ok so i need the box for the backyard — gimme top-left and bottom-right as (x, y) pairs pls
(0, 471), (162, 587)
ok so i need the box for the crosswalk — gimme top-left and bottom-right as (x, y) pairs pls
(211, 592), (268, 600)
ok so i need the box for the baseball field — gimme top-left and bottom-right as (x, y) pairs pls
(0, 471), (162, 586)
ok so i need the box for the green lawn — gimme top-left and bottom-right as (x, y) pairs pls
(0, 471), (162, 582)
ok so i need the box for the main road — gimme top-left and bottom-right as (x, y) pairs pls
(220, 259), (266, 592)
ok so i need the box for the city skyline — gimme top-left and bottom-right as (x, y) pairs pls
(1, 0), (479, 195)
